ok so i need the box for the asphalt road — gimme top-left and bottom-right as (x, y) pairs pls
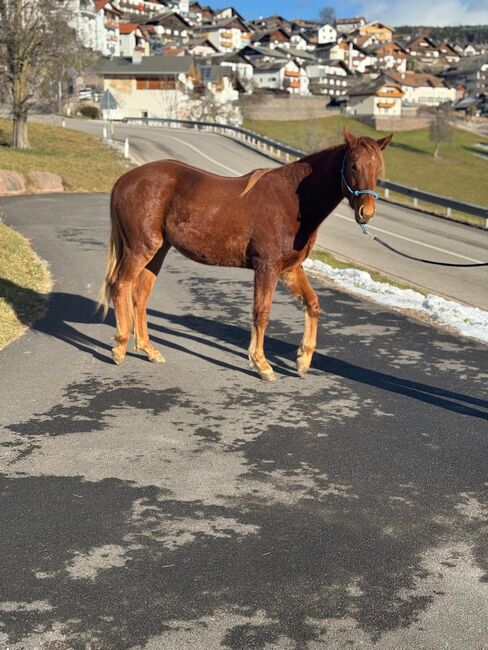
(1, 193), (487, 649)
(60, 117), (488, 310)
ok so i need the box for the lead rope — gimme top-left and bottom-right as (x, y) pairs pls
(359, 223), (488, 268)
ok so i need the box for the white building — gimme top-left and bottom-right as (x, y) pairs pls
(306, 62), (350, 96)
(96, 55), (197, 120)
(69, 0), (121, 56)
(252, 59), (309, 95)
(317, 23), (337, 45)
(386, 71), (457, 106)
(348, 78), (404, 116)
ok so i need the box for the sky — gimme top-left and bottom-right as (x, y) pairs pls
(211, 0), (488, 26)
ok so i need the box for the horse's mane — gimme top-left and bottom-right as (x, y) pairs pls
(239, 137), (384, 199)
(240, 168), (273, 198)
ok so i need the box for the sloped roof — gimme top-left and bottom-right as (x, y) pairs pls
(96, 55), (194, 76)
(386, 70), (447, 88)
(119, 23), (140, 34)
(348, 75), (403, 96)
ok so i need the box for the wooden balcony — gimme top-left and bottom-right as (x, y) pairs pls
(284, 70), (300, 77)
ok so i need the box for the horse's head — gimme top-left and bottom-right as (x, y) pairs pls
(342, 128), (393, 224)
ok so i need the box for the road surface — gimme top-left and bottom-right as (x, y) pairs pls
(0, 193), (487, 649)
(61, 117), (488, 310)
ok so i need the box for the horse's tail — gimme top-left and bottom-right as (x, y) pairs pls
(240, 168), (272, 198)
(97, 195), (124, 320)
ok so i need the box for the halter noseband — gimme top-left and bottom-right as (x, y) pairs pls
(341, 156), (379, 201)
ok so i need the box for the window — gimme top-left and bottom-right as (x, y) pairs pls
(136, 76), (176, 90)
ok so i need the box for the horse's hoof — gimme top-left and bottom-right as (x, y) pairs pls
(112, 350), (125, 365)
(259, 369), (276, 382)
(297, 363), (309, 378)
(148, 352), (166, 364)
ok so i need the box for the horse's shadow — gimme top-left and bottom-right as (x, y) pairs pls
(1, 280), (487, 419)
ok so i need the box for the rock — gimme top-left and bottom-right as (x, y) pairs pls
(26, 171), (64, 193)
(0, 170), (26, 195)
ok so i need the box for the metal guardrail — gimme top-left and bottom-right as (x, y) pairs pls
(120, 116), (488, 227)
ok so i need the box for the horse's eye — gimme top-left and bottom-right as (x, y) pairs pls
(351, 163), (357, 171)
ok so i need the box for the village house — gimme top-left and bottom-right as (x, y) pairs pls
(385, 70), (456, 105)
(336, 16), (366, 34)
(306, 61), (351, 97)
(143, 11), (193, 45)
(119, 23), (150, 57)
(251, 28), (291, 49)
(359, 21), (394, 43)
(368, 41), (408, 72)
(196, 16), (251, 52)
(406, 36), (440, 62)
(69, 0), (106, 54)
(252, 58), (309, 95)
(95, 0), (122, 56)
(441, 56), (488, 95)
(348, 77), (404, 116)
(96, 54), (197, 119)
(317, 23), (337, 45)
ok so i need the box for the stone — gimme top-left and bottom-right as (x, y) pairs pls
(0, 170), (26, 195)
(26, 171), (64, 193)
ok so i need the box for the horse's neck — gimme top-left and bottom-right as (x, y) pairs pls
(286, 144), (346, 230)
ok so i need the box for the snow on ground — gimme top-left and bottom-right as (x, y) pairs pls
(303, 258), (488, 344)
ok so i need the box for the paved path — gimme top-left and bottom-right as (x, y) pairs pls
(61, 117), (488, 309)
(0, 193), (487, 649)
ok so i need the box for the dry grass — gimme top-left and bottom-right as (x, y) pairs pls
(0, 218), (52, 350)
(0, 118), (131, 192)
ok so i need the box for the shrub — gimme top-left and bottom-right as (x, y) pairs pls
(79, 105), (100, 120)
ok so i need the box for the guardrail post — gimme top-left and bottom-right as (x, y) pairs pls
(413, 197), (418, 208)
(124, 137), (129, 159)
(384, 188), (389, 199)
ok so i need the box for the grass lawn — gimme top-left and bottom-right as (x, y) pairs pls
(0, 118), (131, 192)
(0, 218), (51, 350)
(243, 116), (488, 207)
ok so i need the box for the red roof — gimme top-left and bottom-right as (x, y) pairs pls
(119, 23), (139, 34)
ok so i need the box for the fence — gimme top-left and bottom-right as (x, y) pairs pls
(119, 116), (488, 228)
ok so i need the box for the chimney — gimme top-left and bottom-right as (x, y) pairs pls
(132, 50), (143, 64)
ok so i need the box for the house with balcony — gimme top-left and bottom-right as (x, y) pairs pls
(251, 28), (291, 49)
(368, 41), (408, 72)
(69, 1), (105, 53)
(92, 1), (122, 56)
(197, 16), (251, 52)
(348, 77), (404, 116)
(96, 54), (197, 119)
(306, 61), (351, 97)
(252, 59), (309, 95)
(385, 70), (456, 105)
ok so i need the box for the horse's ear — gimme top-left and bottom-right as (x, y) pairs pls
(377, 134), (393, 150)
(343, 127), (358, 149)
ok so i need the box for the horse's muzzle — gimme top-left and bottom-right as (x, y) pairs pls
(356, 204), (375, 224)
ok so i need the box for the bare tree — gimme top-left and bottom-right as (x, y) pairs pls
(319, 6), (336, 25)
(429, 104), (454, 158)
(0, 0), (75, 148)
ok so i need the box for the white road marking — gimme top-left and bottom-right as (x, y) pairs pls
(163, 133), (241, 176)
(334, 212), (485, 264)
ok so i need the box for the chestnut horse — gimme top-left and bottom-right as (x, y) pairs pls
(98, 128), (392, 380)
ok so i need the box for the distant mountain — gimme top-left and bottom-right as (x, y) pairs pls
(394, 25), (488, 44)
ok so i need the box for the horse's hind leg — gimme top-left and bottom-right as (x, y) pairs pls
(133, 242), (171, 363)
(111, 252), (157, 365)
(281, 265), (320, 377)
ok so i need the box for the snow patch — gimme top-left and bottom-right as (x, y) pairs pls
(303, 258), (488, 344)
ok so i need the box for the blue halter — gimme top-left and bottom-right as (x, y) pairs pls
(341, 156), (379, 201)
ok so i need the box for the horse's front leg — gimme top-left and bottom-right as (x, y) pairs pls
(281, 265), (320, 377)
(248, 267), (280, 381)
